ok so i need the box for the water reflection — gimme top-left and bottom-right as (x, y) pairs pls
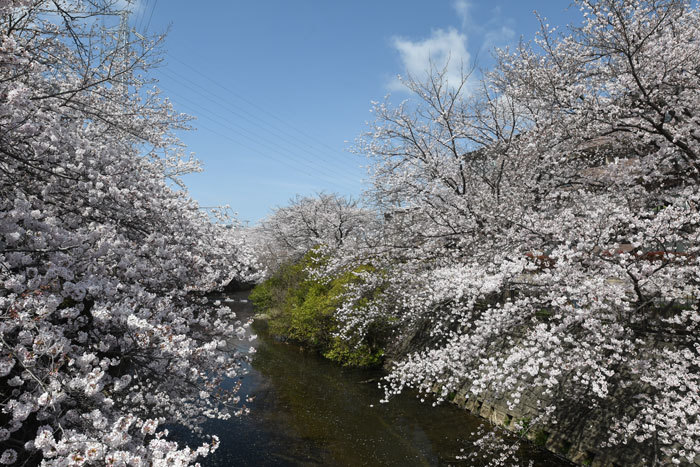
(179, 292), (561, 466)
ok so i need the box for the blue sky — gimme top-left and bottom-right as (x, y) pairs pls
(131, 1), (578, 223)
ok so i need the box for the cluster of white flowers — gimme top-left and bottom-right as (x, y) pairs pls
(1, 1), (256, 464)
(457, 425), (534, 467)
(309, 0), (700, 463)
(250, 193), (378, 276)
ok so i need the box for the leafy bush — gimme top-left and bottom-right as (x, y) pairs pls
(250, 251), (385, 367)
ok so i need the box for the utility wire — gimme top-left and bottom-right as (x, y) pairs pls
(143, 0), (157, 35)
(155, 81), (358, 188)
(158, 85), (355, 185)
(166, 53), (356, 166)
(174, 108), (358, 192)
(156, 74), (354, 182)
(156, 79), (357, 183)
(157, 65), (355, 174)
(133, 0), (147, 33)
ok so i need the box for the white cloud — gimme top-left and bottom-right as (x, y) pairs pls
(483, 24), (515, 52)
(387, 3), (517, 94)
(453, 0), (472, 29)
(452, 1), (515, 53)
(390, 28), (471, 91)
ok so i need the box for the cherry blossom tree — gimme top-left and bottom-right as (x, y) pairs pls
(343, 0), (700, 464)
(253, 193), (377, 274)
(0, 1), (254, 464)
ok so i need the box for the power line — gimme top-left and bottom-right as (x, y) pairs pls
(175, 109), (359, 192)
(157, 81), (357, 185)
(133, 0), (147, 33)
(157, 65), (355, 175)
(156, 72), (355, 181)
(143, 0), (158, 35)
(165, 53), (356, 167)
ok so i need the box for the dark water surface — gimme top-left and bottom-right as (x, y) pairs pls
(180, 292), (562, 466)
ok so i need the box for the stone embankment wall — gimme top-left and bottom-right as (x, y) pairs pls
(447, 385), (639, 467)
(384, 318), (697, 467)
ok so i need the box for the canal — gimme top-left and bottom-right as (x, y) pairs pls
(175, 291), (563, 466)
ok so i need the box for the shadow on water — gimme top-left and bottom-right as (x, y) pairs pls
(176, 292), (563, 466)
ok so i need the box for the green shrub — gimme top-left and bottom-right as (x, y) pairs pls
(249, 251), (385, 367)
(534, 430), (550, 446)
(323, 338), (384, 367)
(248, 277), (276, 310)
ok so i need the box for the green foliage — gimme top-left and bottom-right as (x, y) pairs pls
(323, 338), (384, 367)
(535, 308), (553, 321)
(516, 417), (531, 437)
(534, 430), (550, 447)
(250, 251), (385, 367)
(248, 278), (276, 311)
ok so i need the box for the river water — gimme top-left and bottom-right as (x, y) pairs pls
(176, 291), (564, 466)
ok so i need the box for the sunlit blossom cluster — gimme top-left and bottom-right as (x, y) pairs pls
(320, 0), (700, 464)
(0, 1), (255, 464)
(251, 193), (377, 276)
